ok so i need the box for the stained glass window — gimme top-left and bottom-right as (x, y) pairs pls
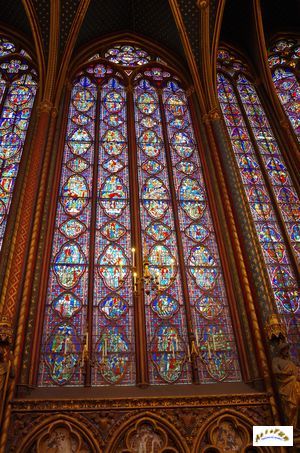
(0, 37), (37, 250)
(39, 45), (241, 386)
(217, 49), (300, 361)
(268, 38), (300, 142)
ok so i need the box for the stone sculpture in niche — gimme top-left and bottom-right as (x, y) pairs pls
(36, 423), (90, 453)
(127, 423), (164, 452)
(0, 344), (14, 427)
(207, 415), (249, 453)
(272, 342), (300, 429)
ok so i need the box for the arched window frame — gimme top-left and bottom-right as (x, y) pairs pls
(34, 40), (245, 388)
(0, 33), (38, 260)
(216, 46), (300, 361)
(268, 36), (300, 143)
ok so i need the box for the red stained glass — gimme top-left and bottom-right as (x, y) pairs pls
(217, 60), (300, 360)
(0, 37), (37, 250)
(269, 38), (300, 142)
(39, 48), (242, 386)
(163, 81), (240, 383)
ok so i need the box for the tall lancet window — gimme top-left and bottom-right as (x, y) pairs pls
(268, 38), (300, 143)
(0, 36), (37, 250)
(217, 49), (300, 361)
(38, 44), (241, 387)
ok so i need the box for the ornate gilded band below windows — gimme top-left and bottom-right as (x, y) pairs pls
(8, 395), (278, 452)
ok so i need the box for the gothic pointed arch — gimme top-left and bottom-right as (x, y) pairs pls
(193, 409), (275, 453)
(268, 36), (300, 143)
(37, 38), (242, 387)
(0, 33), (38, 252)
(216, 46), (300, 361)
(16, 415), (100, 453)
(107, 411), (188, 453)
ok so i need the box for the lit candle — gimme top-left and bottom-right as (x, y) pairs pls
(171, 258), (174, 274)
(212, 334), (216, 351)
(195, 329), (199, 347)
(158, 246), (161, 264)
(131, 247), (135, 268)
(208, 340), (211, 359)
(171, 343), (175, 358)
(157, 272), (160, 286)
(191, 340), (197, 355)
(187, 345), (191, 361)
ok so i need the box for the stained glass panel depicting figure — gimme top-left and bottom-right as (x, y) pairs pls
(0, 37), (37, 250)
(163, 80), (241, 383)
(94, 77), (135, 385)
(38, 77), (96, 385)
(268, 39), (300, 142)
(217, 58), (299, 361)
(39, 44), (242, 387)
(134, 79), (190, 384)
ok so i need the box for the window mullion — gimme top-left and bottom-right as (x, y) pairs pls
(127, 85), (149, 386)
(86, 82), (102, 386)
(0, 82), (9, 114)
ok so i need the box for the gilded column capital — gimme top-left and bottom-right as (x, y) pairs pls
(202, 107), (222, 123)
(0, 316), (13, 345)
(186, 86), (195, 97)
(279, 118), (291, 130)
(51, 107), (58, 118)
(196, 0), (209, 9)
(265, 313), (287, 341)
(37, 100), (53, 115)
(125, 84), (133, 94)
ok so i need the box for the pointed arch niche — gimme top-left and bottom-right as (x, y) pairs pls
(268, 37), (300, 143)
(216, 46), (300, 361)
(36, 39), (243, 388)
(0, 34), (38, 252)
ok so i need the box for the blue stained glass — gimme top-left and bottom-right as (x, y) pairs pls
(271, 61), (300, 142)
(40, 52), (242, 387)
(151, 325), (186, 383)
(94, 77), (135, 386)
(217, 55), (300, 360)
(135, 78), (191, 384)
(151, 293), (179, 319)
(97, 327), (130, 384)
(236, 74), (300, 262)
(52, 293), (82, 318)
(99, 294), (127, 320)
(0, 55), (37, 249)
(163, 80), (241, 383)
(45, 323), (81, 385)
(39, 78), (97, 386)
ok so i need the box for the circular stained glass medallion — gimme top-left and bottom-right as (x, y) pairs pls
(137, 92), (157, 115)
(103, 91), (124, 113)
(165, 94), (186, 116)
(72, 89), (95, 112)
(9, 86), (32, 105)
(0, 133), (21, 159)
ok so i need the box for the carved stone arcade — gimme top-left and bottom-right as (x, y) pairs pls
(8, 395), (276, 452)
